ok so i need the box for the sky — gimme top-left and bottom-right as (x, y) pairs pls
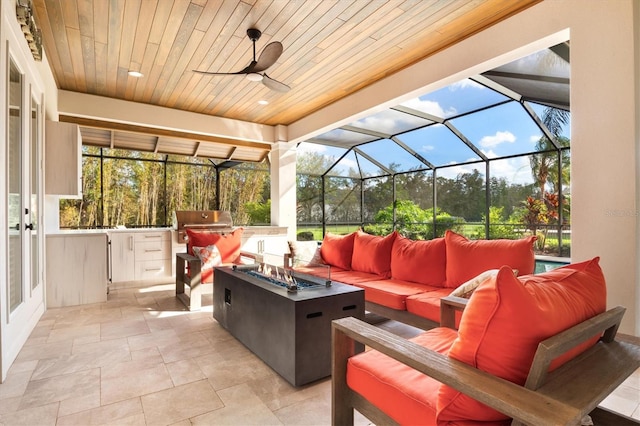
(298, 62), (570, 186)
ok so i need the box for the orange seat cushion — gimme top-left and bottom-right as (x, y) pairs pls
(354, 279), (442, 310)
(347, 327), (458, 425)
(320, 232), (356, 270)
(406, 288), (458, 325)
(390, 235), (446, 286)
(437, 257), (607, 423)
(444, 230), (536, 287)
(329, 270), (379, 285)
(351, 230), (397, 278)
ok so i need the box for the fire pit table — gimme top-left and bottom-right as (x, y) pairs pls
(213, 262), (364, 386)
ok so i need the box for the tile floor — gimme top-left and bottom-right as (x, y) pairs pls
(0, 283), (638, 425)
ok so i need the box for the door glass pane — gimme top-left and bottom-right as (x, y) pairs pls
(31, 96), (39, 290)
(8, 59), (23, 311)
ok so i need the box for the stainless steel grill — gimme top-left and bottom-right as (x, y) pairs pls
(172, 210), (234, 243)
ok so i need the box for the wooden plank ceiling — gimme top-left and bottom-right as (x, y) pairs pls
(33, 0), (539, 159)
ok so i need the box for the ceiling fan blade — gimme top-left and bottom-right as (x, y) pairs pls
(192, 69), (244, 76)
(262, 74), (290, 92)
(252, 42), (283, 72)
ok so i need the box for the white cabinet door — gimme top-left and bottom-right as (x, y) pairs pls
(46, 234), (108, 307)
(109, 233), (135, 282)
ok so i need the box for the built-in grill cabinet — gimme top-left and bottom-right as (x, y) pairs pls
(172, 210), (234, 243)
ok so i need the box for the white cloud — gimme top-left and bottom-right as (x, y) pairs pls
(449, 78), (484, 91)
(356, 114), (399, 134)
(401, 98), (457, 118)
(479, 131), (516, 148)
(491, 157), (533, 185)
(529, 134), (541, 143)
(480, 149), (498, 159)
(421, 145), (435, 152)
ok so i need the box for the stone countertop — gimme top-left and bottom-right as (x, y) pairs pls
(47, 226), (287, 236)
(46, 229), (110, 236)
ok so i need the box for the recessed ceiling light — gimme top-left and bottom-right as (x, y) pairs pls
(128, 71), (143, 78)
(258, 100), (269, 105)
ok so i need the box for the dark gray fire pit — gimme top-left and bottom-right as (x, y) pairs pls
(213, 265), (364, 386)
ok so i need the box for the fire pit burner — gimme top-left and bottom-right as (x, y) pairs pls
(233, 263), (330, 292)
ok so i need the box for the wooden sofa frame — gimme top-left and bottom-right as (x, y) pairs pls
(332, 305), (640, 426)
(175, 251), (259, 311)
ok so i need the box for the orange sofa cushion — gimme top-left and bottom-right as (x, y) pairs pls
(329, 270), (379, 285)
(437, 257), (607, 423)
(406, 288), (459, 325)
(390, 235), (446, 286)
(186, 228), (244, 263)
(351, 230), (397, 278)
(347, 327), (458, 426)
(444, 230), (536, 288)
(352, 279), (442, 310)
(186, 228), (244, 284)
(320, 232), (356, 270)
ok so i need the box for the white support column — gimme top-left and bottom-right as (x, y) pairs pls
(270, 125), (297, 241)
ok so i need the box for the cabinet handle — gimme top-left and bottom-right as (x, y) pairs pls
(129, 236), (133, 251)
(144, 235), (161, 238)
(144, 249), (162, 252)
(145, 267), (162, 271)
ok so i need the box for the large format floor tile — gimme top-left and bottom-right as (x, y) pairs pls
(0, 282), (637, 425)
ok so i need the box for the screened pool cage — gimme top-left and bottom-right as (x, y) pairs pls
(296, 42), (571, 257)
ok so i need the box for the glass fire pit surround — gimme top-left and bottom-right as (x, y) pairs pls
(236, 259), (331, 292)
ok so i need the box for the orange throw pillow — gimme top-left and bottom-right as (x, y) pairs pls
(320, 232), (356, 270)
(436, 257), (607, 423)
(444, 230), (536, 287)
(390, 236), (446, 286)
(186, 228), (244, 263)
(351, 231), (397, 277)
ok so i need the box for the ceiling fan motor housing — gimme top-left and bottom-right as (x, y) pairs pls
(247, 28), (262, 42)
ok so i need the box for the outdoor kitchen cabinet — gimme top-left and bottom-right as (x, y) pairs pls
(46, 233), (108, 307)
(45, 120), (82, 198)
(109, 230), (172, 286)
(241, 226), (288, 256)
(109, 232), (136, 282)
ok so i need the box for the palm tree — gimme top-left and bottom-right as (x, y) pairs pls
(530, 107), (570, 197)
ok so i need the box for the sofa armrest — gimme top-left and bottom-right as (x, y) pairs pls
(284, 252), (293, 268)
(176, 252), (198, 262)
(440, 295), (469, 329)
(334, 317), (588, 426)
(333, 307), (640, 426)
(238, 250), (260, 264)
(332, 317), (582, 425)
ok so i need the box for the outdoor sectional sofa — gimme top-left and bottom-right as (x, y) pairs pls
(287, 229), (538, 330)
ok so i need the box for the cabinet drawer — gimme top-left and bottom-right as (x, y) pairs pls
(135, 240), (170, 260)
(135, 259), (170, 280)
(134, 231), (169, 242)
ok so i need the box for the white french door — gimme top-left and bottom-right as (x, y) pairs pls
(1, 43), (45, 382)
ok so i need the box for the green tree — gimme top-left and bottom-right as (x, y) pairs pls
(245, 200), (271, 225)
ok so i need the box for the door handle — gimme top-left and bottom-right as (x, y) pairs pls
(13, 223), (20, 231)
(25, 223), (33, 230)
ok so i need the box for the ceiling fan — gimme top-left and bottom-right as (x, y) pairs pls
(193, 28), (291, 93)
